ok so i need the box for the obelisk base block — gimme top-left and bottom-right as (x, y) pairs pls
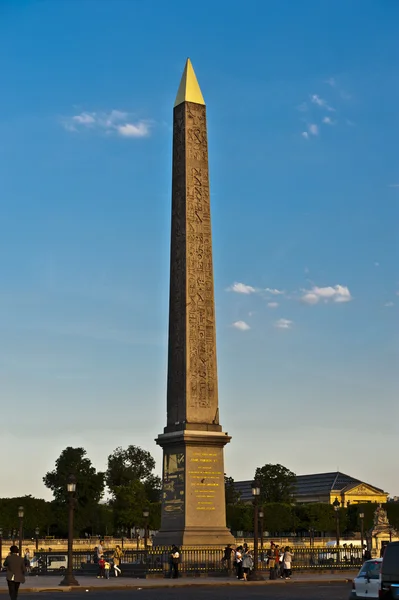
(153, 430), (235, 547)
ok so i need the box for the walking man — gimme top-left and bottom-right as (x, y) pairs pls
(222, 544), (233, 574)
(3, 545), (26, 600)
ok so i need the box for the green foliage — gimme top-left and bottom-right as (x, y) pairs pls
(0, 496), (52, 537)
(43, 447), (105, 535)
(111, 480), (148, 529)
(226, 504), (253, 532)
(143, 475), (162, 504)
(106, 446), (157, 491)
(387, 503), (399, 530)
(43, 447), (105, 506)
(225, 475), (241, 506)
(262, 503), (295, 533)
(106, 445), (161, 529)
(255, 464), (296, 504)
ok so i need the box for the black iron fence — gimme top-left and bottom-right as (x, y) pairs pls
(28, 546), (363, 576)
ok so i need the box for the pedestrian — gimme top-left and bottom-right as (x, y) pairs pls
(3, 545), (26, 600)
(104, 560), (111, 579)
(283, 546), (294, 580)
(266, 542), (275, 580)
(97, 555), (105, 578)
(112, 544), (122, 577)
(235, 546), (243, 580)
(274, 544), (280, 579)
(24, 548), (31, 574)
(242, 549), (253, 581)
(97, 541), (104, 561)
(170, 546), (180, 579)
(363, 545), (371, 561)
(221, 544), (233, 573)
(278, 547), (284, 577)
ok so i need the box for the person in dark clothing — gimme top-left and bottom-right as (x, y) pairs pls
(170, 546), (180, 579)
(235, 546), (244, 580)
(97, 555), (105, 578)
(4, 545), (26, 600)
(222, 544), (233, 573)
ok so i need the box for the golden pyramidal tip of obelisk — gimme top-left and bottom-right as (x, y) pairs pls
(174, 58), (205, 107)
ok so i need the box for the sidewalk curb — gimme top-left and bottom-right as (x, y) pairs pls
(1, 578), (353, 593)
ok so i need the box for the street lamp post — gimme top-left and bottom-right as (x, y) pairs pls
(0, 528), (3, 565)
(309, 527), (315, 548)
(259, 510), (264, 561)
(359, 513), (364, 557)
(143, 509), (149, 550)
(135, 527), (140, 551)
(251, 480), (263, 579)
(35, 527), (40, 552)
(18, 506), (24, 556)
(333, 498), (340, 548)
(60, 474), (79, 587)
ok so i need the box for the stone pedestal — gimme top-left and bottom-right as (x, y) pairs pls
(368, 505), (396, 557)
(154, 431), (234, 547)
(369, 527), (395, 557)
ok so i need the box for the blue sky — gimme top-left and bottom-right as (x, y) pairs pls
(1, 0), (398, 501)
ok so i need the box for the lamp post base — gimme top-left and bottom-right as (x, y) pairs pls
(59, 574), (80, 587)
(250, 570), (265, 581)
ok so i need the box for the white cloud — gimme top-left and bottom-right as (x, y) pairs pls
(63, 110), (151, 138)
(72, 112), (96, 125)
(302, 131), (309, 139)
(308, 123), (319, 136)
(227, 282), (256, 294)
(232, 321), (250, 331)
(311, 94), (335, 112)
(323, 116), (335, 125)
(265, 288), (284, 295)
(301, 292), (319, 305)
(267, 302), (279, 308)
(325, 77), (336, 87)
(117, 122), (150, 138)
(274, 318), (293, 329)
(388, 184), (399, 188)
(301, 285), (352, 304)
(384, 302), (394, 307)
(374, 262), (380, 267)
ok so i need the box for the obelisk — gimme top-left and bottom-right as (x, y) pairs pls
(153, 59), (234, 546)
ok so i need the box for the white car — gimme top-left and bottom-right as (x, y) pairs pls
(350, 558), (382, 599)
(30, 554), (67, 572)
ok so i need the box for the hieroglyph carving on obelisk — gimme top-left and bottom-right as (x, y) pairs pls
(153, 59), (234, 547)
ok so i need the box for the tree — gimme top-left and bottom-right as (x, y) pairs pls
(106, 445), (161, 529)
(0, 496), (53, 537)
(226, 503), (253, 533)
(43, 447), (105, 534)
(386, 503), (399, 531)
(224, 475), (241, 506)
(262, 503), (296, 534)
(255, 463), (296, 504)
(106, 446), (159, 492)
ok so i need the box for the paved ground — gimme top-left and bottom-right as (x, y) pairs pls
(0, 573), (356, 594)
(14, 583), (352, 599)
